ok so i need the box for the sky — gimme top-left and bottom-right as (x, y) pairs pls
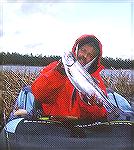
(0, 0), (134, 59)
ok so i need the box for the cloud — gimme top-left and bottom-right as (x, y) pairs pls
(0, 2), (133, 59)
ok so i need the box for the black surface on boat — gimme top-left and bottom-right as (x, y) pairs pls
(0, 118), (134, 150)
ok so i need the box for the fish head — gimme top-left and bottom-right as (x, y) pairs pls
(62, 52), (76, 67)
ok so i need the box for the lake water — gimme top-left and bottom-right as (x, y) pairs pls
(1, 65), (134, 78)
(1, 65), (43, 74)
(101, 69), (134, 78)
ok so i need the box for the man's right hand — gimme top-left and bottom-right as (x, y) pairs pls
(80, 93), (103, 107)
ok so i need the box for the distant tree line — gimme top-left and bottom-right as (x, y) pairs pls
(1, 52), (61, 66)
(0, 52), (134, 69)
(101, 57), (134, 69)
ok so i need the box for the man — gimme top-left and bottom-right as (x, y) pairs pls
(31, 34), (107, 122)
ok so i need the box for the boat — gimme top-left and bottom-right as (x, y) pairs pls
(0, 116), (134, 150)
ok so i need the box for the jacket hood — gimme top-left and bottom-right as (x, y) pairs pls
(72, 34), (104, 73)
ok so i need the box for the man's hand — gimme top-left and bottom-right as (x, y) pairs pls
(89, 94), (103, 107)
(14, 109), (27, 116)
(80, 93), (103, 107)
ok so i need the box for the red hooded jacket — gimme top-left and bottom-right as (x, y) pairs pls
(31, 35), (107, 121)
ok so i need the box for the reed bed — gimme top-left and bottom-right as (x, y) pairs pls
(0, 68), (40, 127)
(102, 70), (134, 101)
(0, 67), (134, 127)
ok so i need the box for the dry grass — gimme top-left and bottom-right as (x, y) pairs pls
(0, 68), (134, 127)
(102, 71), (134, 101)
(0, 69), (39, 127)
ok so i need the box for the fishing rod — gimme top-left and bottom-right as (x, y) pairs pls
(3, 108), (11, 150)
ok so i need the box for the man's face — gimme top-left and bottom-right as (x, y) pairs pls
(77, 44), (96, 66)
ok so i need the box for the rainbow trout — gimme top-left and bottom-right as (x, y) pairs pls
(62, 51), (134, 121)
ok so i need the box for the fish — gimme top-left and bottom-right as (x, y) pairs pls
(62, 51), (134, 121)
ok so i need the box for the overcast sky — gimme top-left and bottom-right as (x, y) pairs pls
(0, 0), (134, 59)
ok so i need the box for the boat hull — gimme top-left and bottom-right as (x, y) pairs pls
(0, 119), (134, 150)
